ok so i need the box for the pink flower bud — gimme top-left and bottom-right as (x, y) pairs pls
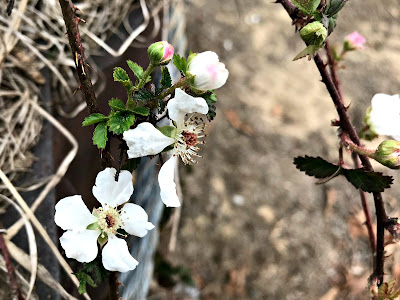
(344, 31), (366, 50)
(147, 41), (174, 66)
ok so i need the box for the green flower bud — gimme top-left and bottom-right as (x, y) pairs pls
(325, 0), (347, 17)
(373, 140), (400, 169)
(300, 21), (328, 46)
(147, 41), (174, 66)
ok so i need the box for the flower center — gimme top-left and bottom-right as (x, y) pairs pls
(174, 116), (205, 164)
(182, 131), (198, 147)
(97, 206), (121, 236)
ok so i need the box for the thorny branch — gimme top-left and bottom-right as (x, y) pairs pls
(277, 0), (387, 286)
(325, 42), (376, 253)
(58, 1), (117, 298)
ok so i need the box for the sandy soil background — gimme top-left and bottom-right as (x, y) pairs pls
(150, 1), (400, 299)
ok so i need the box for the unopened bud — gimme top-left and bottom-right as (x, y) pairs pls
(343, 31), (366, 51)
(300, 21), (327, 46)
(373, 140), (400, 169)
(147, 41), (174, 66)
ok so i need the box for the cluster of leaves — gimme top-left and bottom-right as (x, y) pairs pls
(74, 259), (109, 294)
(291, 0), (347, 59)
(83, 61), (175, 149)
(294, 156), (393, 193)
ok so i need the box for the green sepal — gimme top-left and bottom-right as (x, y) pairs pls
(92, 122), (108, 149)
(173, 54), (187, 74)
(158, 125), (177, 138)
(131, 106), (150, 116)
(291, 0), (321, 15)
(162, 144), (175, 153)
(108, 112), (135, 135)
(108, 98), (126, 111)
(86, 222), (100, 230)
(97, 234), (108, 248)
(186, 51), (197, 65)
(82, 113), (108, 127)
(203, 91), (217, 103)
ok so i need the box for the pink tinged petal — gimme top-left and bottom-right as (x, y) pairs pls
(167, 89), (209, 124)
(187, 51), (229, 91)
(123, 123), (175, 158)
(55, 195), (97, 231)
(92, 168), (134, 208)
(121, 203), (155, 237)
(158, 156), (180, 207)
(102, 235), (139, 272)
(59, 229), (100, 263)
(346, 31), (366, 49)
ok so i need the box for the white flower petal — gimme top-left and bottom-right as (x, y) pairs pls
(370, 93), (400, 137)
(55, 195), (97, 231)
(123, 123), (175, 158)
(167, 89), (209, 124)
(158, 156), (180, 207)
(92, 168), (134, 208)
(121, 203), (155, 237)
(60, 229), (100, 263)
(187, 51), (229, 91)
(102, 235), (139, 272)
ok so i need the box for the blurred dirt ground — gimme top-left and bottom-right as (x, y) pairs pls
(150, 1), (400, 299)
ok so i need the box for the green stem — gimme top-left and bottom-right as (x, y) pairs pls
(157, 79), (188, 100)
(137, 62), (155, 89)
(343, 135), (376, 159)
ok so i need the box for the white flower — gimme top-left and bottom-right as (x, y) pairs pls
(123, 89), (208, 207)
(187, 51), (229, 91)
(54, 168), (154, 272)
(368, 93), (400, 141)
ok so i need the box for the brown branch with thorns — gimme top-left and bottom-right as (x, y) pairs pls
(276, 0), (387, 287)
(58, 0), (112, 169)
(58, 1), (117, 298)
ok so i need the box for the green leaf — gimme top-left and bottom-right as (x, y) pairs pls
(291, 0), (321, 15)
(113, 67), (130, 84)
(82, 259), (109, 285)
(74, 272), (97, 294)
(108, 112), (135, 135)
(134, 89), (154, 102)
(342, 169), (393, 193)
(158, 125), (177, 138)
(127, 60), (144, 81)
(293, 44), (322, 61)
(294, 156), (340, 178)
(108, 98), (126, 111)
(202, 92), (217, 121)
(161, 67), (172, 89)
(93, 122), (108, 149)
(82, 113), (108, 126)
(122, 157), (142, 172)
(173, 54), (187, 73)
(131, 106), (150, 116)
